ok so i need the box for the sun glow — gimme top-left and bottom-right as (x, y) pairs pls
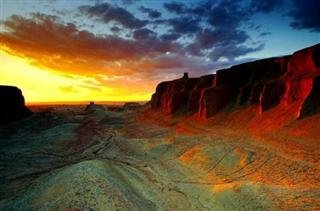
(0, 50), (151, 104)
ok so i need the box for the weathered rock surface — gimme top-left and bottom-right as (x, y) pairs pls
(198, 85), (234, 118)
(150, 44), (320, 120)
(187, 74), (215, 112)
(260, 80), (286, 112)
(151, 75), (200, 114)
(0, 85), (32, 124)
(2, 104), (319, 210)
(299, 75), (320, 118)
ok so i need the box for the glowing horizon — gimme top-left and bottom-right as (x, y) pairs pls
(0, 50), (152, 103)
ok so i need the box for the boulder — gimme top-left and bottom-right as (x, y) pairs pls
(0, 85), (32, 124)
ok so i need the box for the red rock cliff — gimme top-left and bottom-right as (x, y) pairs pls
(151, 73), (200, 114)
(150, 44), (320, 120)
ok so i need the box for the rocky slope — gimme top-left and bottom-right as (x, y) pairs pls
(151, 44), (320, 122)
(1, 104), (319, 210)
(0, 86), (32, 124)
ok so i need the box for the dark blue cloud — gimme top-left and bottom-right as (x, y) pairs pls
(79, 3), (147, 29)
(250, 0), (283, 13)
(110, 26), (122, 33)
(163, 1), (208, 16)
(163, 2), (185, 14)
(185, 28), (257, 61)
(79, 0), (272, 62)
(162, 1), (261, 60)
(78, 0), (319, 67)
(163, 0), (320, 61)
(207, 1), (250, 28)
(289, 0), (320, 32)
(259, 32), (272, 37)
(167, 16), (201, 34)
(133, 28), (156, 40)
(121, 0), (140, 5)
(139, 6), (161, 19)
(209, 43), (264, 61)
(198, 28), (249, 49)
(160, 33), (181, 41)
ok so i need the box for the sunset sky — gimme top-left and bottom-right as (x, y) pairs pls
(0, 0), (319, 103)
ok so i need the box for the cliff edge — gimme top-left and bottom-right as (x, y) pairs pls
(150, 44), (320, 122)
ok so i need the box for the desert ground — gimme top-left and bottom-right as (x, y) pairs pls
(0, 103), (319, 210)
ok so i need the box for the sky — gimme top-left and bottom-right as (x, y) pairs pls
(0, 0), (319, 103)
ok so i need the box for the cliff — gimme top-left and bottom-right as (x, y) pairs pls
(150, 44), (320, 121)
(0, 85), (32, 124)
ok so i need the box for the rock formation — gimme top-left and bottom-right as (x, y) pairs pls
(187, 74), (215, 112)
(123, 102), (141, 111)
(85, 101), (105, 112)
(299, 75), (320, 118)
(151, 75), (200, 114)
(150, 44), (320, 120)
(0, 85), (32, 124)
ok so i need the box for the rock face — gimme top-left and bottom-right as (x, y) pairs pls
(150, 44), (320, 119)
(199, 85), (234, 117)
(0, 86), (32, 124)
(260, 80), (286, 112)
(299, 75), (320, 118)
(187, 74), (215, 112)
(151, 75), (200, 114)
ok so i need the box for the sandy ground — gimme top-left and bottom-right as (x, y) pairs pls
(0, 105), (319, 210)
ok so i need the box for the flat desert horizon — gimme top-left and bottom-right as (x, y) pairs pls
(26, 101), (147, 106)
(1, 0), (320, 210)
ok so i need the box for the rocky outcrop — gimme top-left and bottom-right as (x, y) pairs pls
(123, 102), (142, 111)
(151, 73), (200, 114)
(0, 86), (32, 124)
(150, 44), (320, 120)
(85, 102), (105, 112)
(198, 56), (291, 118)
(280, 45), (320, 112)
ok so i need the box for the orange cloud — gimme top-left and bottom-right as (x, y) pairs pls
(0, 13), (215, 102)
(0, 13), (181, 77)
